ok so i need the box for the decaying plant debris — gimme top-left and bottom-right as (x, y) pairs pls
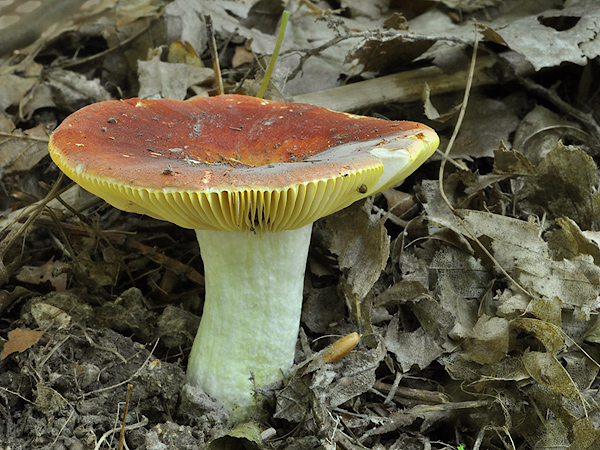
(2, 0), (600, 449)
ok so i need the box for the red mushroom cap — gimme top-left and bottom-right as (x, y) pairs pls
(49, 94), (438, 232)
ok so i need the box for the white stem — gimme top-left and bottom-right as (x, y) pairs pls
(187, 224), (313, 417)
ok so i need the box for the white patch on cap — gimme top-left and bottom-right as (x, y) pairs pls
(368, 147), (411, 193)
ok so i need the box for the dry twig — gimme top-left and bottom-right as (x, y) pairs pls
(436, 31), (534, 299)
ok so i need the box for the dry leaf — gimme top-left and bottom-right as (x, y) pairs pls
(167, 41), (204, 67)
(0, 287), (31, 316)
(562, 352), (599, 391)
(525, 296), (562, 327)
(0, 0), (139, 57)
(383, 12), (408, 30)
(384, 316), (443, 372)
(462, 315), (510, 365)
(422, 83), (461, 122)
(20, 83), (56, 121)
(519, 141), (600, 230)
(206, 421), (263, 450)
(232, 44), (255, 68)
(567, 418), (600, 450)
(0, 116), (49, 177)
(241, 0), (284, 34)
(302, 286), (345, 334)
(458, 210), (600, 320)
(492, 144), (535, 175)
(534, 412), (570, 449)
(476, 23), (508, 45)
(469, 355), (530, 387)
(166, 0), (277, 56)
(1, 328), (45, 360)
(512, 318), (564, 354)
(374, 280), (428, 307)
(321, 343), (385, 408)
(450, 95), (520, 159)
(275, 339), (386, 422)
(15, 259), (68, 291)
(547, 217), (600, 265)
(0, 74), (37, 112)
(34, 383), (68, 413)
(316, 199), (390, 301)
(46, 69), (111, 110)
(429, 244), (490, 298)
(347, 35), (435, 74)
(490, 0), (600, 70)
(513, 105), (587, 165)
(522, 350), (584, 404)
(31, 303), (72, 329)
(138, 54), (214, 100)
(436, 272), (480, 342)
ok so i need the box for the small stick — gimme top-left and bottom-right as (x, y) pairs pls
(437, 29), (534, 299)
(0, 131), (49, 142)
(118, 384), (133, 450)
(93, 416), (148, 450)
(205, 15), (224, 95)
(290, 54), (533, 112)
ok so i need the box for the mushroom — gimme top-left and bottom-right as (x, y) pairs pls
(48, 94), (439, 418)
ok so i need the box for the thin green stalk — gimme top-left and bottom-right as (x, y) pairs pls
(256, 11), (289, 99)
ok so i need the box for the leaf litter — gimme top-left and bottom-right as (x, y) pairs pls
(1, 0), (600, 449)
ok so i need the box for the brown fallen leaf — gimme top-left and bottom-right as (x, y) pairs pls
(232, 44), (255, 68)
(15, 258), (68, 291)
(167, 41), (204, 67)
(1, 328), (45, 360)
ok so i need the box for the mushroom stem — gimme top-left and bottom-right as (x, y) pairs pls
(187, 224), (313, 417)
